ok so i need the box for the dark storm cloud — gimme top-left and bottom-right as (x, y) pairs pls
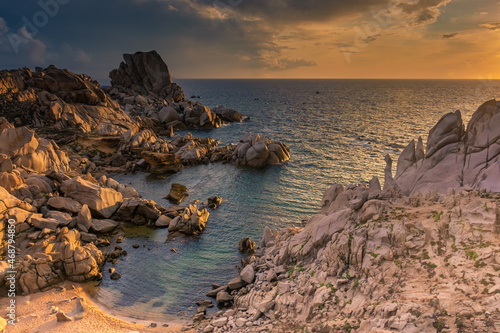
(221, 0), (392, 23)
(0, 0), (400, 80)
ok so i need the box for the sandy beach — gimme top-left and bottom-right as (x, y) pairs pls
(0, 281), (188, 333)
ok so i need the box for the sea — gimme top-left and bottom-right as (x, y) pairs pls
(87, 79), (500, 321)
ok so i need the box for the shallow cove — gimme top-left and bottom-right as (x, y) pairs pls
(89, 162), (308, 320)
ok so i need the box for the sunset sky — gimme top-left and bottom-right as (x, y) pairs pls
(0, 0), (499, 83)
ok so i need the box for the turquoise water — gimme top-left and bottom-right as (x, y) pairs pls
(93, 79), (500, 319)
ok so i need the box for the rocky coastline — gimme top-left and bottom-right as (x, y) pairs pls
(193, 100), (500, 332)
(0, 51), (498, 333)
(0, 50), (290, 331)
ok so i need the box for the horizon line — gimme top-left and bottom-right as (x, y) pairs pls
(173, 77), (500, 80)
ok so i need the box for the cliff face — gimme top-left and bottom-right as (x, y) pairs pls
(395, 99), (500, 195)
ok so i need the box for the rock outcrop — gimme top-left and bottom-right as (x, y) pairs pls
(196, 184), (500, 332)
(107, 51), (245, 131)
(395, 99), (500, 195)
(165, 183), (189, 204)
(232, 133), (291, 168)
(0, 66), (137, 137)
(109, 50), (185, 102)
(0, 118), (70, 173)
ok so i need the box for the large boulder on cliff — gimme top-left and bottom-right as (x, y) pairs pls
(109, 50), (185, 102)
(232, 133), (291, 168)
(0, 66), (137, 136)
(395, 100), (500, 194)
(60, 176), (123, 218)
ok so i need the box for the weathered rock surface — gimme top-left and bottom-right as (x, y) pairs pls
(113, 197), (163, 225)
(395, 99), (500, 195)
(142, 151), (182, 174)
(110, 50), (185, 102)
(61, 177), (123, 219)
(232, 133), (290, 168)
(0, 118), (70, 173)
(0, 66), (137, 136)
(165, 183), (188, 204)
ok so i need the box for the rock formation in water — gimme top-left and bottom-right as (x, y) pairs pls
(394, 99), (500, 195)
(232, 133), (291, 168)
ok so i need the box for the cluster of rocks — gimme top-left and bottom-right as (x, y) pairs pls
(0, 122), (184, 294)
(193, 101), (500, 332)
(106, 51), (246, 132)
(232, 133), (291, 168)
(0, 117), (70, 174)
(0, 65), (138, 140)
(137, 132), (290, 174)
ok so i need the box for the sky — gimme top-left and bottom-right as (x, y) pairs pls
(0, 0), (499, 83)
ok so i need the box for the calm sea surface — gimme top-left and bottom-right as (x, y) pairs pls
(89, 79), (500, 320)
